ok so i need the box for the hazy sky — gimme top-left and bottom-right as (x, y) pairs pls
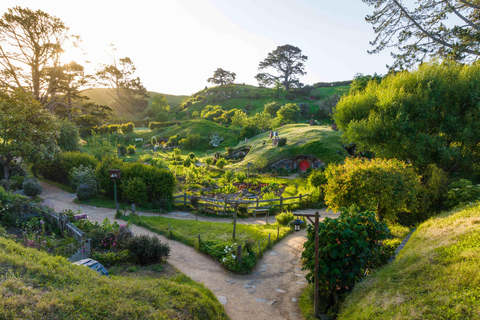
(1, 0), (394, 95)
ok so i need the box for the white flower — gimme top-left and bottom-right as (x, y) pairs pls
(232, 254), (236, 259)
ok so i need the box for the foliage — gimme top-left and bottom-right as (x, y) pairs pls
(70, 165), (96, 190)
(276, 103), (300, 124)
(207, 68), (236, 86)
(362, 0), (480, 69)
(215, 158), (228, 169)
(277, 137), (287, 147)
(95, 156), (124, 196)
(22, 178), (43, 197)
(324, 157), (421, 222)
(308, 169), (327, 189)
(76, 183), (95, 201)
(276, 211), (295, 226)
(87, 133), (117, 160)
(302, 207), (391, 315)
(58, 119), (80, 152)
(349, 73), (382, 93)
(446, 179), (480, 209)
(144, 94), (170, 119)
(235, 172), (246, 183)
(264, 101), (281, 117)
(334, 62), (480, 178)
(255, 44), (308, 90)
(223, 170), (235, 184)
(91, 249), (131, 267)
(128, 234), (170, 266)
(179, 133), (205, 149)
(0, 89), (59, 179)
(123, 177), (148, 206)
(126, 144), (136, 155)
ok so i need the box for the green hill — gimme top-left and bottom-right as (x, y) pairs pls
(0, 236), (227, 319)
(80, 88), (188, 117)
(337, 203), (480, 319)
(228, 124), (348, 171)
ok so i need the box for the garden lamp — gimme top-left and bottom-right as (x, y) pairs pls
(292, 218), (305, 232)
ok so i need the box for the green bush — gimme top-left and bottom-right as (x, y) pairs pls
(36, 151), (99, 184)
(235, 172), (246, 183)
(216, 158), (228, 169)
(126, 144), (136, 155)
(91, 250), (131, 267)
(128, 234), (170, 266)
(95, 156), (125, 196)
(122, 178), (148, 206)
(76, 183), (95, 201)
(446, 179), (480, 208)
(70, 165), (96, 191)
(22, 178), (42, 197)
(276, 211), (295, 226)
(278, 137), (287, 147)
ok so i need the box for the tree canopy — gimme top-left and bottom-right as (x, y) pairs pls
(334, 61), (480, 178)
(362, 0), (480, 69)
(255, 44), (307, 90)
(0, 6), (75, 110)
(207, 68), (236, 86)
(0, 89), (59, 179)
(324, 158), (421, 222)
(96, 47), (149, 115)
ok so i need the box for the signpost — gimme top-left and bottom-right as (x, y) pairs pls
(108, 169), (121, 209)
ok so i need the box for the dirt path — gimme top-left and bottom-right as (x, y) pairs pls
(40, 182), (337, 320)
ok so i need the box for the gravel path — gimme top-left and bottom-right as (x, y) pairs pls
(40, 182), (338, 320)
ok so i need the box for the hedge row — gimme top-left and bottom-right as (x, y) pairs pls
(149, 121), (178, 130)
(79, 122), (135, 137)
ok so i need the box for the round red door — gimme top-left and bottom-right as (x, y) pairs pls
(299, 160), (310, 172)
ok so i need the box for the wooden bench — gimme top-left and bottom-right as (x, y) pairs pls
(252, 208), (269, 218)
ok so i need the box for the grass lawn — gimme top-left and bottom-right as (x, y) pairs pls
(337, 203), (480, 319)
(0, 236), (227, 319)
(124, 214), (293, 273)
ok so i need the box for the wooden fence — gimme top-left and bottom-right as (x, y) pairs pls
(172, 193), (309, 217)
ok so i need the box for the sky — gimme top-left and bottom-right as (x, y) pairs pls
(1, 0), (394, 96)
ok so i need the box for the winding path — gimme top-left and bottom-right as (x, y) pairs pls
(40, 182), (338, 320)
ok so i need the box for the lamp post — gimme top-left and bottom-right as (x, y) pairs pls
(247, 162), (252, 190)
(294, 211), (320, 317)
(108, 169), (121, 211)
(292, 218), (305, 231)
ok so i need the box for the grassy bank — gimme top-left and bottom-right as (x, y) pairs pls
(338, 203), (480, 319)
(0, 236), (227, 319)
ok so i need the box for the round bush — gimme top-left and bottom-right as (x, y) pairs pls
(128, 234), (170, 266)
(22, 178), (43, 196)
(123, 177), (148, 206)
(276, 211), (295, 226)
(76, 183), (95, 201)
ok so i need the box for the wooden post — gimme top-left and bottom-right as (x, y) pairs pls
(256, 197), (259, 209)
(184, 192), (187, 210)
(131, 204), (135, 216)
(233, 208), (237, 239)
(314, 211), (320, 316)
(280, 196), (283, 212)
(116, 203), (120, 215)
(266, 209), (269, 224)
(224, 198), (227, 215)
(268, 234), (271, 247)
(236, 245), (242, 263)
(169, 224), (172, 238)
(299, 193), (302, 203)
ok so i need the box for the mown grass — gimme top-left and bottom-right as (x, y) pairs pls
(0, 237), (227, 320)
(228, 124), (348, 171)
(124, 214), (292, 259)
(337, 203), (480, 319)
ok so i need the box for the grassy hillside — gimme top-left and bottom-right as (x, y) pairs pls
(80, 88), (188, 117)
(228, 124), (348, 171)
(338, 203), (480, 319)
(0, 236), (227, 319)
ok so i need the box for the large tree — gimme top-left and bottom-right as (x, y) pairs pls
(0, 89), (59, 179)
(255, 44), (307, 90)
(207, 68), (236, 86)
(334, 61), (480, 178)
(0, 6), (74, 110)
(96, 47), (149, 116)
(362, 0), (480, 69)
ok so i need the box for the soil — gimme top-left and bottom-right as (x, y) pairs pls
(39, 181), (338, 320)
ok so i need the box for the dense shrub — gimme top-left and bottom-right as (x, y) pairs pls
(22, 178), (43, 197)
(91, 250), (131, 267)
(71, 165), (96, 190)
(446, 179), (480, 208)
(302, 207), (391, 316)
(308, 169), (327, 189)
(235, 172), (246, 183)
(278, 137), (287, 147)
(76, 183), (95, 201)
(122, 177), (148, 206)
(276, 211), (295, 226)
(58, 119), (80, 151)
(95, 156), (125, 196)
(216, 158), (228, 169)
(126, 144), (136, 155)
(36, 151), (99, 184)
(128, 234), (170, 266)
(148, 121), (176, 130)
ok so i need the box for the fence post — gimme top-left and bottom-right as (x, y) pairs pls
(116, 203), (120, 215)
(268, 234), (271, 247)
(280, 196), (283, 212)
(169, 224), (172, 238)
(224, 198), (227, 215)
(233, 208), (237, 239)
(266, 209), (269, 224)
(256, 197), (259, 209)
(236, 245), (242, 263)
(131, 204), (135, 216)
(184, 192), (187, 210)
(299, 193), (302, 203)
